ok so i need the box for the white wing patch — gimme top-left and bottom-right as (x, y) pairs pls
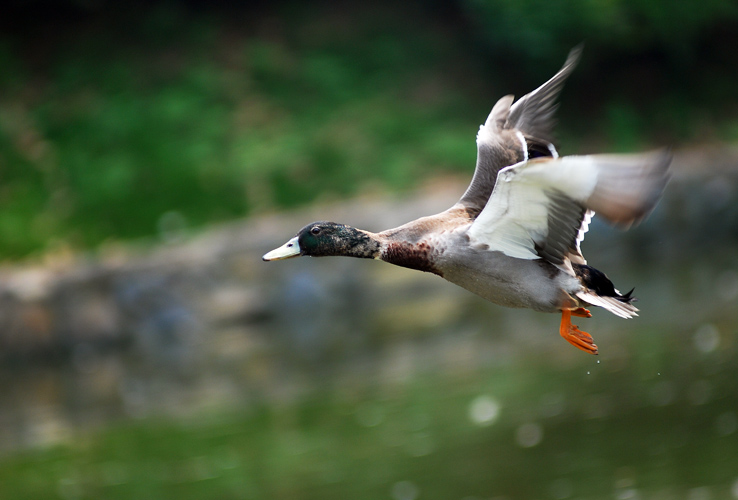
(468, 157), (599, 261)
(476, 94), (514, 146)
(515, 131), (529, 162)
(476, 124), (491, 145)
(571, 209), (594, 264)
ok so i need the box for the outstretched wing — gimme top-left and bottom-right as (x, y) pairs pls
(457, 47), (582, 214)
(467, 151), (672, 273)
(506, 45), (582, 145)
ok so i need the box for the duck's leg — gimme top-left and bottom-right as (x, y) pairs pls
(560, 309), (598, 355)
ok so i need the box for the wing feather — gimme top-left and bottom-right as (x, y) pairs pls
(507, 45), (582, 143)
(457, 47), (581, 214)
(467, 151), (671, 268)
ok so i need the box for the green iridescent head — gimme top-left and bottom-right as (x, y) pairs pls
(262, 222), (380, 260)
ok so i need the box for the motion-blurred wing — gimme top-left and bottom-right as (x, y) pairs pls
(467, 151), (671, 271)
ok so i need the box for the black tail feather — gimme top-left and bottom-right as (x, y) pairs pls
(618, 287), (637, 304)
(573, 264), (637, 303)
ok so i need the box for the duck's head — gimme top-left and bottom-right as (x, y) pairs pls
(262, 222), (380, 261)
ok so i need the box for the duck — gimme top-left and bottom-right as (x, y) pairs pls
(263, 47), (671, 355)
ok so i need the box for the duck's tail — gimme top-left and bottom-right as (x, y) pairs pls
(572, 264), (638, 319)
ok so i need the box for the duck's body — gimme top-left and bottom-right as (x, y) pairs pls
(370, 210), (573, 312)
(264, 48), (671, 354)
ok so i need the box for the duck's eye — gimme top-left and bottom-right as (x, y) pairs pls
(310, 227), (321, 235)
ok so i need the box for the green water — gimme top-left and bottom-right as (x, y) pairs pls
(2, 313), (737, 499)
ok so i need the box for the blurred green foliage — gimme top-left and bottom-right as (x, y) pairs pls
(0, 0), (737, 258)
(0, 3), (482, 258)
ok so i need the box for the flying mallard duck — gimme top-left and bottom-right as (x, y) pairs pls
(263, 48), (671, 355)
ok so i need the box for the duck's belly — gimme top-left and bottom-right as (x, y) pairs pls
(437, 250), (581, 313)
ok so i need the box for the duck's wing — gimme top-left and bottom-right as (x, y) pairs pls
(457, 47), (582, 215)
(467, 150), (671, 273)
(506, 45), (582, 146)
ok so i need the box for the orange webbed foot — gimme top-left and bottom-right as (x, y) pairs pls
(560, 309), (598, 355)
(571, 307), (592, 318)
